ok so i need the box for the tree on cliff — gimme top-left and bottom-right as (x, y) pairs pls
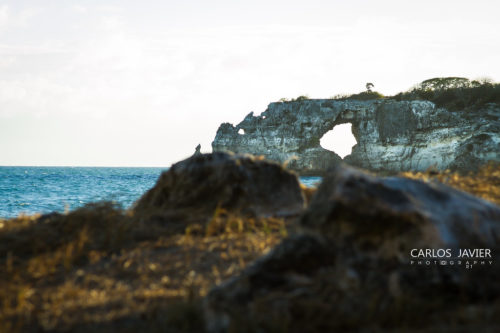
(393, 77), (500, 110)
(418, 77), (470, 91)
(366, 82), (374, 92)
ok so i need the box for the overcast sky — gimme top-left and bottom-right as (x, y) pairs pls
(1, 0), (499, 166)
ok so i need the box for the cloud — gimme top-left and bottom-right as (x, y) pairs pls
(72, 5), (87, 14)
(0, 4), (37, 31)
(100, 15), (123, 31)
(1, 1), (499, 165)
(0, 5), (8, 28)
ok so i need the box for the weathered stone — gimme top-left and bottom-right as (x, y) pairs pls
(134, 152), (305, 222)
(211, 99), (500, 174)
(204, 233), (334, 333)
(193, 143), (202, 156)
(301, 164), (500, 252)
(204, 164), (500, 332)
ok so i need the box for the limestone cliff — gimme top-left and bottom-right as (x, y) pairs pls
(211, 99), (500, 174)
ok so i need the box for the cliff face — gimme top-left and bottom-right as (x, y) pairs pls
(211, 99), (500, 174)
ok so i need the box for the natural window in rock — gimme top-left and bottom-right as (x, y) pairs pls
(320, 123), (357, 159)
(238, 128), (245, 135)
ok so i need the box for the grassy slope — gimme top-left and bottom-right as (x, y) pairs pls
(401, 162), (500, 206)
(0, 205), (287, 332)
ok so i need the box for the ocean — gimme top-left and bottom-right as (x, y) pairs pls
(0, 167), (322, 219)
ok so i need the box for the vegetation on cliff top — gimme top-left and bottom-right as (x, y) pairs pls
(279, 95), (310, 102)
(393, 77), (500, 110)
(332, 90), (385, 101)
(279, 77), (500, 110)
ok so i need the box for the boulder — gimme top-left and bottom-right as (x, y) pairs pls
(134, 152), (305, 222)
(204, 164), (500, 332)
(301, 164), (500, 253)
(193, 143), (202, 156)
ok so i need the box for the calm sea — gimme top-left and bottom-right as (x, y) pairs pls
(0, 167), (321, 219)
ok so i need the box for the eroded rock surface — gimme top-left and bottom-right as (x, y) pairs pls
(134, 152), (305, 222)
(302, 164), (500, 251)
(211, 99), (500, 174)
(204, 164), (500, 332)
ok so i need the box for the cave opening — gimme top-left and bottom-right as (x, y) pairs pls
(319, 123), (357, 159)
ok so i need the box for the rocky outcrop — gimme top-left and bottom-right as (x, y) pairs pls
(134, 152), (305, 222)
(301, 163), (500, 250)
(204, 164), (500, 332)
(211, 99), (500, 174)
(193, 143), (202, 156)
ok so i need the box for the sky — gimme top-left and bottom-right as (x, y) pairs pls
(0, 0), (499, 166)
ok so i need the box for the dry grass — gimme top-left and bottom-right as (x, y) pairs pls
(0, 203), (285, 332)
(401, 162), (500, 206)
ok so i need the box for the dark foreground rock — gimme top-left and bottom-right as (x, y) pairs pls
(204, 164), (500, 332)
(134, 152), (305, 223)
(302, 164), (500, 251)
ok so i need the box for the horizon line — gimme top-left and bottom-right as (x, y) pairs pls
(0, 165), (172, 168)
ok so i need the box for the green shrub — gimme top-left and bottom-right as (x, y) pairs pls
(278, 95), (310, 102)
(392, 77), (500, 110)
(418, 77), (471, 90)
(293, 95), (310, 101)
(332, 91), (384, 101)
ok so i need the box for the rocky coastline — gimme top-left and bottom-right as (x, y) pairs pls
(212, 99), (500, 175)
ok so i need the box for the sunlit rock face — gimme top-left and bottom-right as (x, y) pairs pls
(211, 99), (500, 174)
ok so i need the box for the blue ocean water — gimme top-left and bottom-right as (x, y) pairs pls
(0, 167), (322, 219)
